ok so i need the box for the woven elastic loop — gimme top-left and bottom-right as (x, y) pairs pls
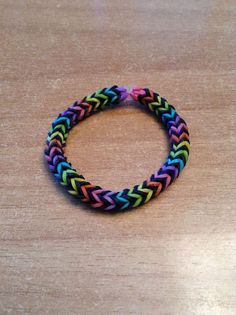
(45, 85), (190, 211)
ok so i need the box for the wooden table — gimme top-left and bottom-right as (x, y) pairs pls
(1, 1), (236, 314)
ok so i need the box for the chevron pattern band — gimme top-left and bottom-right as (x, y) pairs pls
(45, 85), (190, 211)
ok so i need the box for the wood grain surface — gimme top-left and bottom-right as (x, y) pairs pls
(1, 1), (236, 314)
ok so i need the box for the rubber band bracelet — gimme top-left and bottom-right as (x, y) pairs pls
(45, 86), (190, 211)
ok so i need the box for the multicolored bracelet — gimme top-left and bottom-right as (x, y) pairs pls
(45, 86), (190, 211)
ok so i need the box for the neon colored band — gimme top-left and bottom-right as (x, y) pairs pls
(45, 85), (190, 211)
